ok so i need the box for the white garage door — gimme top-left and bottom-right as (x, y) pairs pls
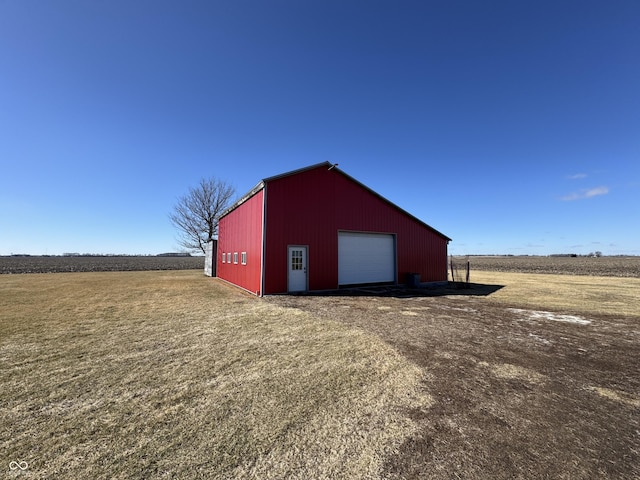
(338, 232), (395, 285)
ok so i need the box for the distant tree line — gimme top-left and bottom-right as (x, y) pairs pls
(58, 253), (192, 257)
(5, 253), (195, 258)
(549, 252), (603, 258)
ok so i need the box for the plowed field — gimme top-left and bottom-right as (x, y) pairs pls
(460, 255), (640, 278)
(0, 256), (203, 274)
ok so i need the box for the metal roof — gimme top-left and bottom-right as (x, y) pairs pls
(220, 161), (451, 242)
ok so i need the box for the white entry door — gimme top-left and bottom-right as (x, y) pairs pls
(288, 246), (307, 292)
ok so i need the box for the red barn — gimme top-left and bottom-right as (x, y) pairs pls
(217, 162), (451, 295)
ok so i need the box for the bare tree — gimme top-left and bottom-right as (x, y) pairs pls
(169, 177), (236, 254)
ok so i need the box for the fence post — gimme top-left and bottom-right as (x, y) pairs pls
(466, 260), (470, 284)
(450, 255), (454, 283)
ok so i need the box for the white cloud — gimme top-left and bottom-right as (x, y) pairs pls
(560, 192), (581, 201)
(584, 186), (609, 197)
(560, 186), (609, 201)
(567, 173), (587, 180)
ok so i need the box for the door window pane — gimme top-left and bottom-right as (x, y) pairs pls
(291, 250), (302, 270)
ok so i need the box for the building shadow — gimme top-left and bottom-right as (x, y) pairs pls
(290, 282), (504, 298)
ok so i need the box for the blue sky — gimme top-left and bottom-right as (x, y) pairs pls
(1, 0), (638, 256)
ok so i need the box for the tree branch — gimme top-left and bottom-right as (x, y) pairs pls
(169, 176), (236, 254)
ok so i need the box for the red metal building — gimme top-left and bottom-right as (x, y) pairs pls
(217, 162), (451, 295)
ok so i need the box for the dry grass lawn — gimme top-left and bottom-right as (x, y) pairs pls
(0, 271), (430, 479)
(3, 269), (639, 479)
(471, 270), (640, 317)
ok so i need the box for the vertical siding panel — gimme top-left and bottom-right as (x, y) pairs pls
(217, 190), (263, 294)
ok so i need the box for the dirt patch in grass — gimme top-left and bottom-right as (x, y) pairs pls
(270, 272), (640, 479)
(0, 271), (430, 479)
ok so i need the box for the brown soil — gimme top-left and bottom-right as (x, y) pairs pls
(0, 255), (203, 274)
(463, 255), (640, 278)
(268, 287), (640, 479)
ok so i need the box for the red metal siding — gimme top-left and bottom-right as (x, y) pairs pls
(217, 189), (263, 295)
(263, 165), (448, 294)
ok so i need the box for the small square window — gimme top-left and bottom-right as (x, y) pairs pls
(233, 252), (238, 264)
(241, 252), (247, 265)
(222, 253), (226, 263)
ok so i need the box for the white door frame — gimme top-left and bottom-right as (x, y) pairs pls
(287, 245), (308, 292)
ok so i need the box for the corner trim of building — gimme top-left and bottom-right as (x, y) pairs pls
(260, 184), (267, 297)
